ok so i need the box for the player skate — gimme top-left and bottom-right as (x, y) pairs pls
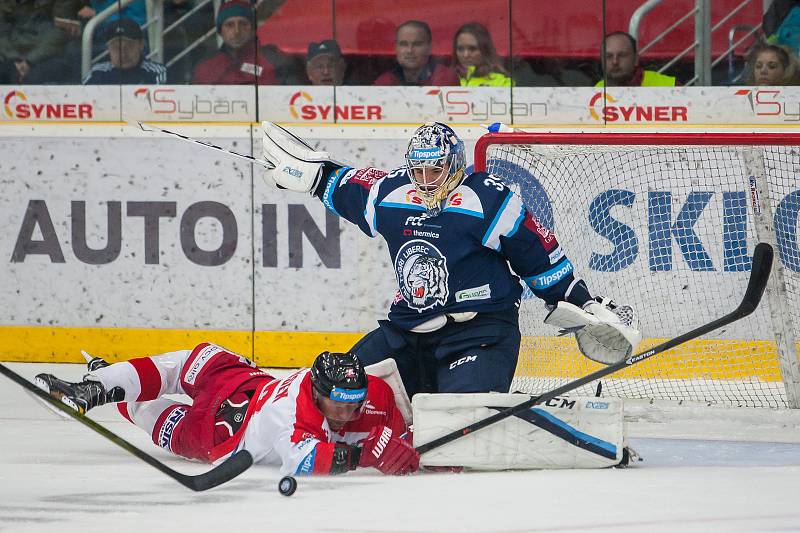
(34, 373), (123, 415)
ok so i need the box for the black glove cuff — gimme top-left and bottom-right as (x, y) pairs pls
(330, 444), (360, 475)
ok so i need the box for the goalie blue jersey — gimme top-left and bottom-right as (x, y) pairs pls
(316, 166), (591, 330)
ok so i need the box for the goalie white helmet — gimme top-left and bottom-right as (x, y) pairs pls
(405, 122), (466, 210)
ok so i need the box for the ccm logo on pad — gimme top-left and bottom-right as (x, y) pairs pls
(449, 355), (477, 369)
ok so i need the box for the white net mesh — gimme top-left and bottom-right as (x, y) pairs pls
(481, 138), (800, 408)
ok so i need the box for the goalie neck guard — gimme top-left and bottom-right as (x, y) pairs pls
(310, 351), (368, 403)
(405, 122), (466, 210)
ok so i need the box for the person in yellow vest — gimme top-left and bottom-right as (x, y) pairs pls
(452, 22), (512, 87)
(595, 31), (676, 87)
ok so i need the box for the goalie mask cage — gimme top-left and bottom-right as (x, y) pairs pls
(475, 132), (800, 409)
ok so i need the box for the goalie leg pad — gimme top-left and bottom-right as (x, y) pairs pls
(413, 393), (626, 470)
(364, 358), (413, 426)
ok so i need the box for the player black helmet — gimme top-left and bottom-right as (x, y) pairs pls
(310, 351), (368, 403)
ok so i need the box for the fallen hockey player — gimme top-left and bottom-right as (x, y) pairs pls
(35, 344), (420, 476)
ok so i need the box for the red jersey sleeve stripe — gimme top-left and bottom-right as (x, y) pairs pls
(128, 357), (162, 401)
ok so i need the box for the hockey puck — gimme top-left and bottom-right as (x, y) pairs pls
(278, 475), (297, 496)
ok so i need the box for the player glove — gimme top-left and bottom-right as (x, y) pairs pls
(358, 425), (420, 475)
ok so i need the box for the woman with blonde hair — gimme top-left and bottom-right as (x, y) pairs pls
(745, 42), (800, 85)
(452, 22), (511, 87)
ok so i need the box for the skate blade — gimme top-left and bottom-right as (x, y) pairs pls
(25, 389), (70, 419)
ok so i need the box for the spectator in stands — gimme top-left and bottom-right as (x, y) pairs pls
(452, 22), (511, 87)
(74, 0), (149, 59)
(744, 42), (800, 85)
(763, 0), (800, 55)
(192, 0), (277, 84)
(83, 17), (167, 84)
(596, 31), (676, 87)
(0, 0), (72, 83)
(374, 20), (459, 86)
(306, 39), (348, 85)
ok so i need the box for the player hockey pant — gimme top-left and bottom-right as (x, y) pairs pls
(89, 343), (273, 462)
(351, 308), (521, 397)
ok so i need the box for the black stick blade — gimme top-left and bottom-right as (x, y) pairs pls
(739, 242), (774, 316)
(178, 450), (254, 492)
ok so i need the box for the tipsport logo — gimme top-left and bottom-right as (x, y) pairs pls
(329, 386), (367, 403)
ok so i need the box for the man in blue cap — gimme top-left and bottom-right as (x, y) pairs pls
(83, 17), (167, 84)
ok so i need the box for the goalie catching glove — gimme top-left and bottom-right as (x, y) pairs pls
(261, 121), (346, 194)
(544, 297), (641, 364)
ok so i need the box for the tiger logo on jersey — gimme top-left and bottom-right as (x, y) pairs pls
(394, 240), (449, 312)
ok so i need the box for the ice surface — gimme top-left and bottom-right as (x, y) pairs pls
(2, 363), (800, 533)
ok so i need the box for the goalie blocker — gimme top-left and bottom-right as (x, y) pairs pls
(413, 393), (627, 470)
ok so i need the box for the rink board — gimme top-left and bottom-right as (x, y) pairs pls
(0, 324), (790, 382)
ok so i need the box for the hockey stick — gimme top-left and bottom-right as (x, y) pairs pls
(135, 121), (275, 168)
(0, 362), (253, 491)
(415, 242), (774, 455)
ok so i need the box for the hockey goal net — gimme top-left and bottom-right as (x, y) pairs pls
(475, 132), (800, 409)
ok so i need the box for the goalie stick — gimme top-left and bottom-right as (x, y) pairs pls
(415, 242), (775, 455)
(0, 362), (253, 491)
(135, 121), (275, 168)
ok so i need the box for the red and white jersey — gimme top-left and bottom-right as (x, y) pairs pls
(236, 369), (407, 475)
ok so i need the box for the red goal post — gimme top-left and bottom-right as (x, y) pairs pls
(474, 131), (800, 409)
(474, 132), (800, 170)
